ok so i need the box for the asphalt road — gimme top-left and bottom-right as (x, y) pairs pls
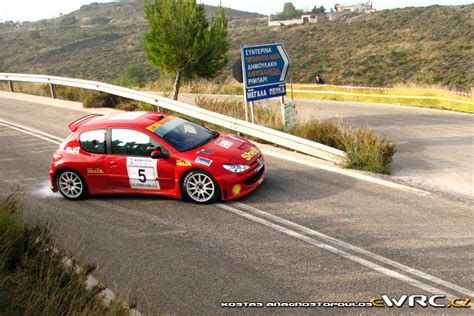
(176, 93), (474, 200)
(1, 96), (473, 314)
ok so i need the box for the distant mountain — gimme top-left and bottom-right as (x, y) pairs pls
(0, 1), (472, 90)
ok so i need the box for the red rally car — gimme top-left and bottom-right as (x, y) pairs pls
(49, 112), (266, 203)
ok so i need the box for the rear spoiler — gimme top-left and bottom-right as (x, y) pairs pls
(68, 114), (102, 132)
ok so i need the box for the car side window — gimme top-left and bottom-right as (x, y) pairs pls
(111, 129), (163, 157)
(79, 129), (106, 154)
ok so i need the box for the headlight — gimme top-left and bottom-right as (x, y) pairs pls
(223, 164), (250, 173)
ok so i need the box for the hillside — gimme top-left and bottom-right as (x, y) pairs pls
(0, 1), (472, 90)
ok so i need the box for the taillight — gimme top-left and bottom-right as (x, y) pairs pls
(52, 153), (63, 161)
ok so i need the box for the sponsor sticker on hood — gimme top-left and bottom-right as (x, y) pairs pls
(216, 139), (234, 149)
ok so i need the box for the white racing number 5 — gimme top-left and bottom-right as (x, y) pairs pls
(138, 169), (146, 183)
(126, 157), (160, 190)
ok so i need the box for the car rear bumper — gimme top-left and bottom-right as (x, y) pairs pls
(49, 169), (57, 192)
(217, 164), (266, 201)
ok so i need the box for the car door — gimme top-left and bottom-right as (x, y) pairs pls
(77, 129), (108, 193)
(104, 128), (175, 193)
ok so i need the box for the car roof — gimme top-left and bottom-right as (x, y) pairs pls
(72, 112), (168, 132)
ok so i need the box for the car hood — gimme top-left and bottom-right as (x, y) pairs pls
(194, 133), (261, 164)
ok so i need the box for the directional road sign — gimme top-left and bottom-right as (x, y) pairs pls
(241, 43), (291, 102)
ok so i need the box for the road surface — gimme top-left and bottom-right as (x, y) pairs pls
(176, 93), (474, 201)
(0, 95), (473, 314)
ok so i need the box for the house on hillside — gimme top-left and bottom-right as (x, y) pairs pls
(268, 13), (326, 26)
(268, 1), (375, 26)
(335, 0), (374, 13)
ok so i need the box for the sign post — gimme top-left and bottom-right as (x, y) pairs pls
(239, 43), (291, 125)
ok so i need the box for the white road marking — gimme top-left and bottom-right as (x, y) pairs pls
(261, 148), (431, 195)
(235, 202), (474, 298)
(0, 121), (61, 145)
(0, 119), (65, 142)
(217, 203), (473, 303)
(3, 118), (471, 301)
(2, 117), (429, 196)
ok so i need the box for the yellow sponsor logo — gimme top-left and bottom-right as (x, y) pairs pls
(146, 121), (162, 132)
(176, 160), (192, 167)
(241, 147), (258, 161)
(87, 168), (104, 174)
(232, 184), (242, 196)
(146, 116), (174, 132)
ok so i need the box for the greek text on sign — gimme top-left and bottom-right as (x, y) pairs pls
(241, 43), (291, 102)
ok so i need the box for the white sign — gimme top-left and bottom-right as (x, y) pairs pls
(126, 157), (160, 190)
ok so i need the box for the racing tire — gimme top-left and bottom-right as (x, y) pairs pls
(182, 170), (220, 204)
(56, 169), (88, 200)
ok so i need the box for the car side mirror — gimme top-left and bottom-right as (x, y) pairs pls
(151, 149), (169, 159)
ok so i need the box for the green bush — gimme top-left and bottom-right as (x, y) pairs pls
(115, 100), (139, 111)
(195, 97), (396, 174)
(81, 92), (120, 108)
(115, 64), (147, 88)
(291, 119), (345, 151)
(341, 128), (396, 174)
(0, 194), (125, 315)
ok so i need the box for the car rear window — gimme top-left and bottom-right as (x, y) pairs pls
(79, 129), (106, 154)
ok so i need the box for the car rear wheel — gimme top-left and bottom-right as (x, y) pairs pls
(182, 170), (220, 204)
(57, 170), (88, 200)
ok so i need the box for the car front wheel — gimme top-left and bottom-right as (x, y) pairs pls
(57, 170), (88, 200)
(182, 170), (220, 204)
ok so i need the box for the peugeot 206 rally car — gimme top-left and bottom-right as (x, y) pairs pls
(49, 112), (266, 203)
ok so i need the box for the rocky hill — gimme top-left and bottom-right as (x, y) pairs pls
(0, 1), (472, 90)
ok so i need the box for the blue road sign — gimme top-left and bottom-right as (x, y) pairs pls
(241, 43), (291, 102)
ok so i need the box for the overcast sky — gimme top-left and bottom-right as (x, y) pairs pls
(0, 0), (472, 22)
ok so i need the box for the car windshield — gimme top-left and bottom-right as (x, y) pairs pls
(152, 116), (217, 152)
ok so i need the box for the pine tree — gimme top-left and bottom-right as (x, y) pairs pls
(144, 0), (228, 100)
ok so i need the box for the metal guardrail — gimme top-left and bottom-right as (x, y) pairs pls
(0, 73), (347, 163)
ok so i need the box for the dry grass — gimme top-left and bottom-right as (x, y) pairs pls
(146, 77), (243, 96)
(2, 83), (396, 173)
(196, 96), (283, 129)
(291, 84), (474, 113)
(0, 194), (128, 315)
(196, 97), (396, 174)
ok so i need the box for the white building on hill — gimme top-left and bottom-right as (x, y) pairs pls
(336, 0), (373, 13)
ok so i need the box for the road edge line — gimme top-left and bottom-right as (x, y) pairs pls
(261, 148), (430, 195)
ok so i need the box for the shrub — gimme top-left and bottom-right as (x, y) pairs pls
(291, 119), (345, 151)
(115, 64), (146, 88)
(0, 194), (124, 315)
(115, 100), (139, 111)
(90, 16), (110, 26)
(341, 128), (397, 174)
(59, 15), (77, 26)
(195, 97), (396, 173)
(29, 30), (40, 39)
(81, 92), (120, 108)
(195, 96), (283, 128)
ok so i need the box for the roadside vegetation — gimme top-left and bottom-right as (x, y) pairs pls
(196, 97), (396, 174)
(0, 2), (472, 91)
(146, 79), (473, 113)
(143, 0), (229, 100)
(0, 193), (129, 315)
(0, 83), (396, 173)
(291, 84), (474, 113)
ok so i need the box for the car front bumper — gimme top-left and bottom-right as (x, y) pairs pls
(217, 163), (266, 201)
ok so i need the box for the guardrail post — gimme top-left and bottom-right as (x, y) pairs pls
(8, 80), (14, 93)
(49, 83), (57, 99)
